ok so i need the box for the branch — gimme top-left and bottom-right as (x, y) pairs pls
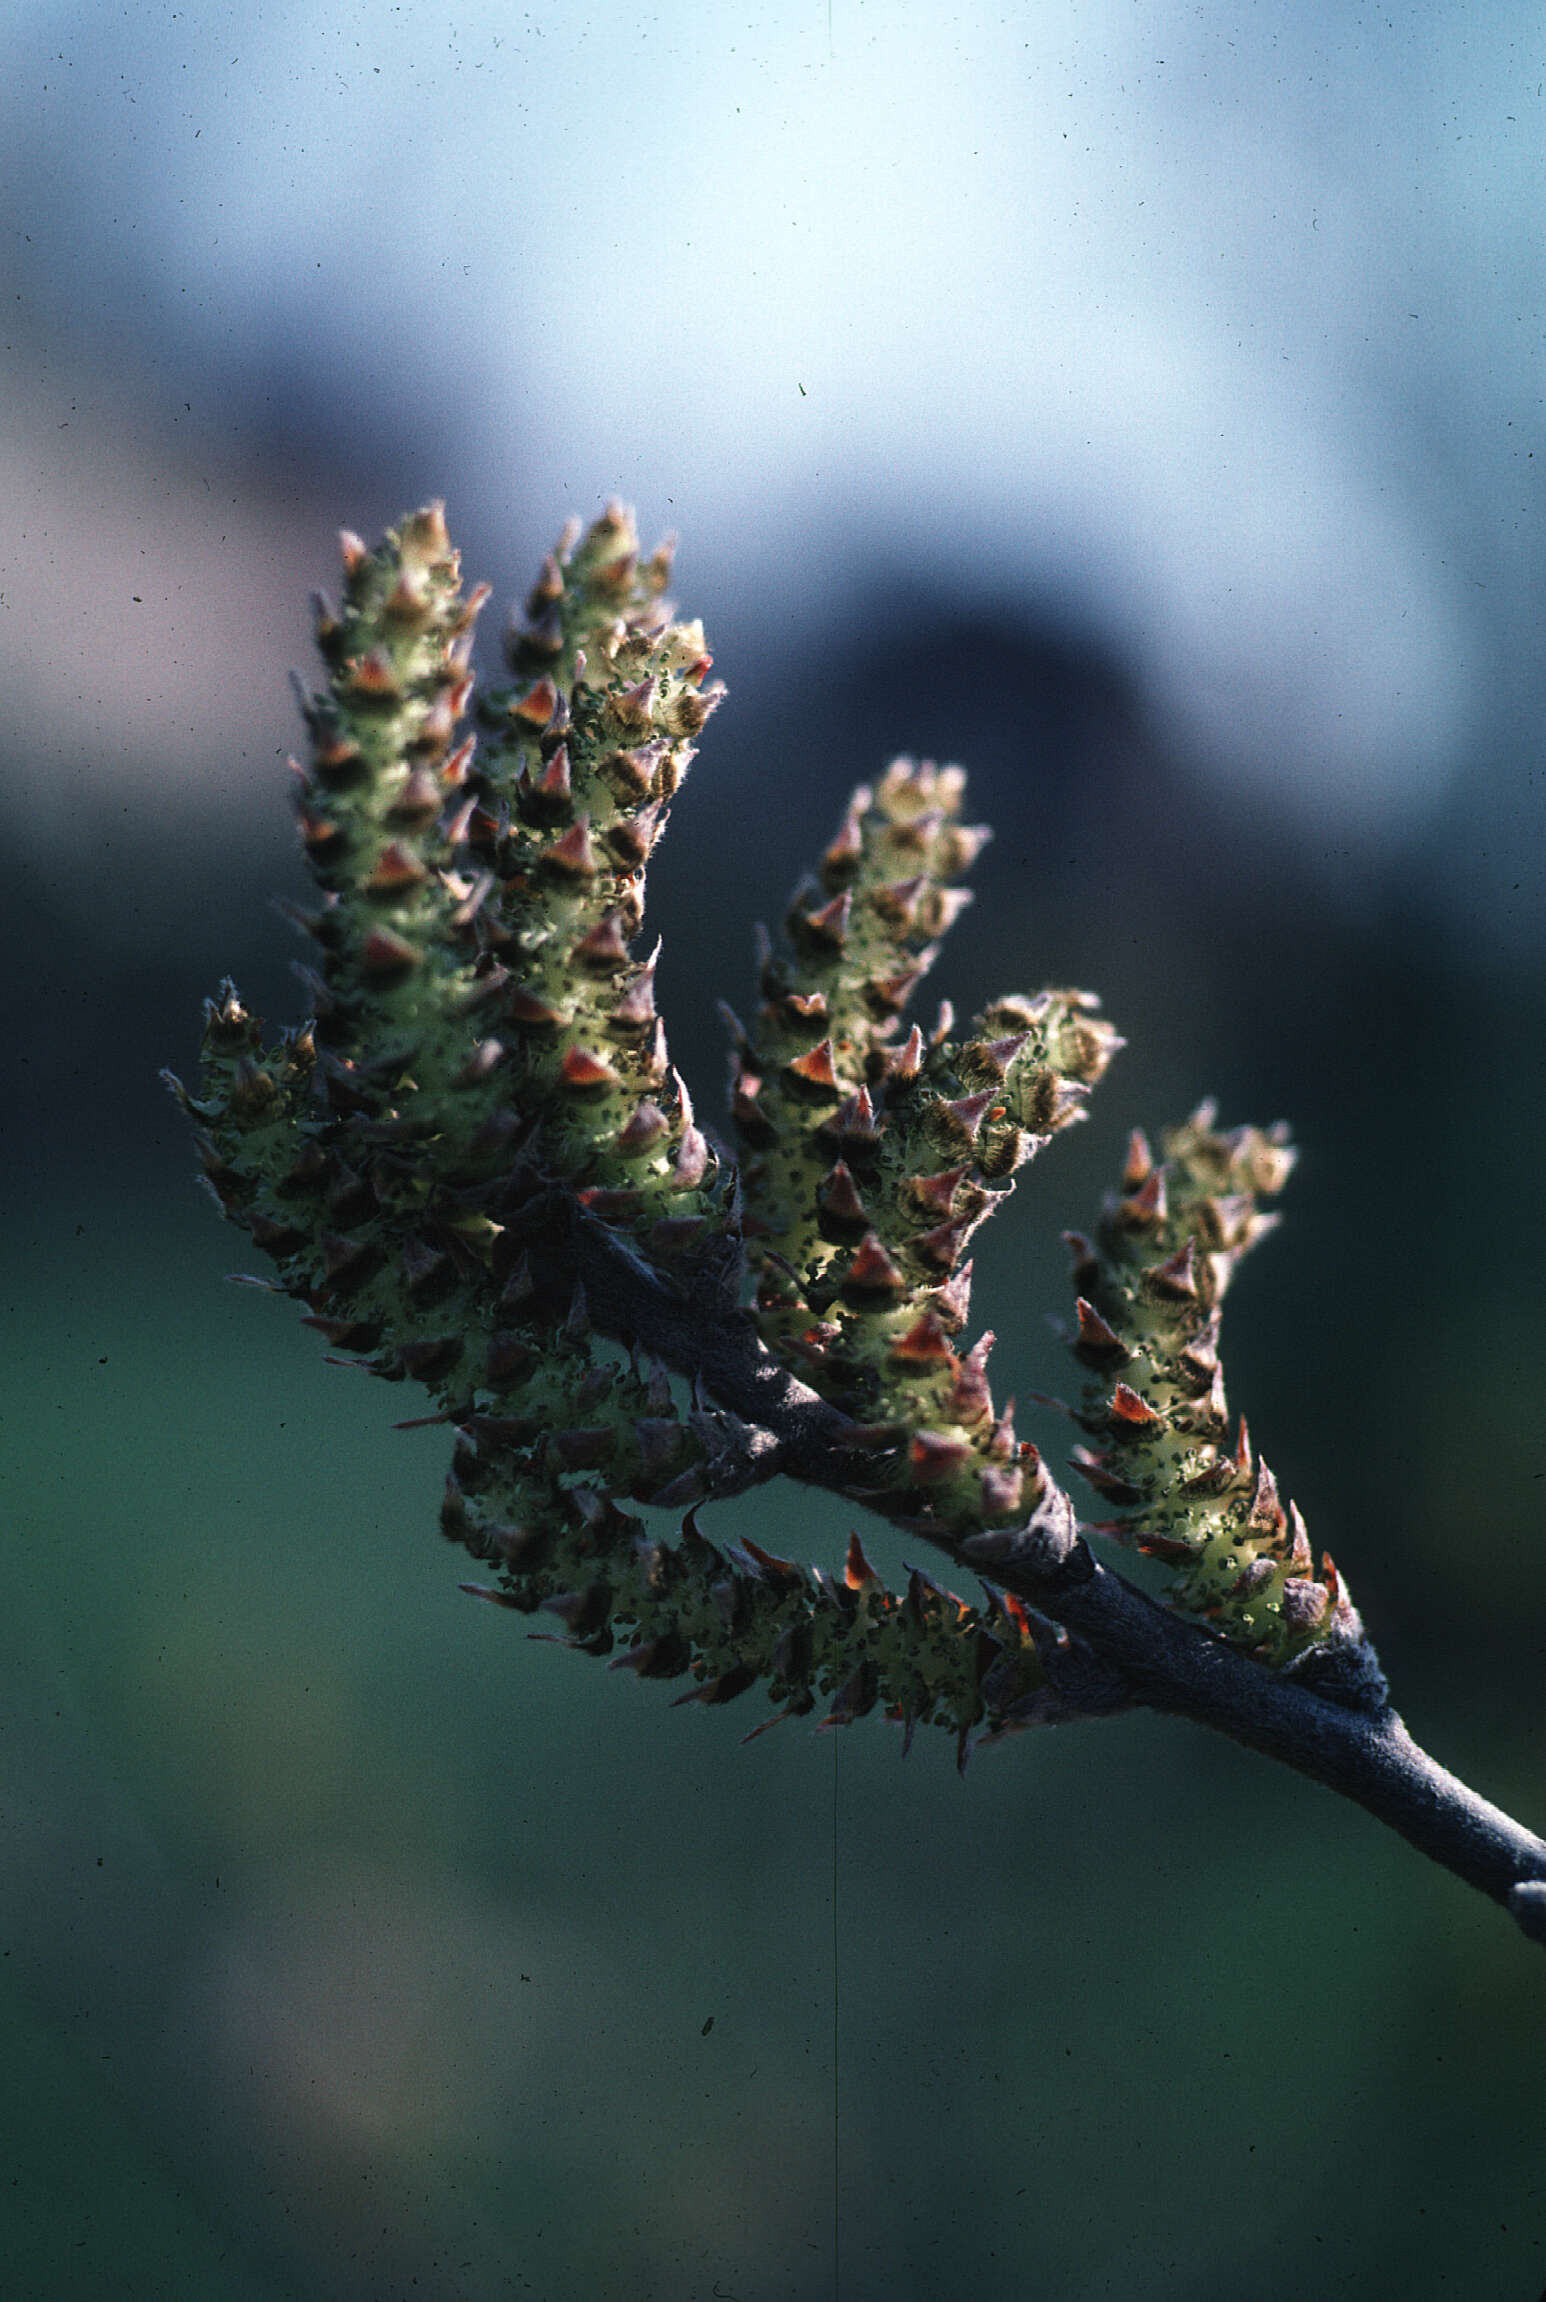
(991, 1543), (1546, 1935)
(562, 1192), (1546, 1940)
(173, 501), (1546, 1952)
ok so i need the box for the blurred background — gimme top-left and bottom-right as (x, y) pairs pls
(4, 2), (1545, 2296)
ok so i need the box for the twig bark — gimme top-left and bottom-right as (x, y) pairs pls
(982, 1539), (1546, 1933)
(559, 1195), (1546, 1943)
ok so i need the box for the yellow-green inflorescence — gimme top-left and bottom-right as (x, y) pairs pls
(470, 502), (727, 1233)
(1064, 1106), (1365, 1667)
(732, 759), (1122, 1535)
(462, 1498), (1055, 1755)
(170, 506), (732, 1539)
(170, 501), (1372, 1749)
(167, 504), (1057, 1751)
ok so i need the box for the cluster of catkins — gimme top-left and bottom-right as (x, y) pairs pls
(170, 502), (1366, 1758)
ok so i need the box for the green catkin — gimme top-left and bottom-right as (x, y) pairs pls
(467, 503), (728, 1241)
(168, 501), (1377, 1753)
(733, 759), (1122, 1532)
(1065, 1105), (1366, 1667)
(169, 504), (726, 1516)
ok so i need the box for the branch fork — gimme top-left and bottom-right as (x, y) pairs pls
(167, 500), (1546, 1940)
